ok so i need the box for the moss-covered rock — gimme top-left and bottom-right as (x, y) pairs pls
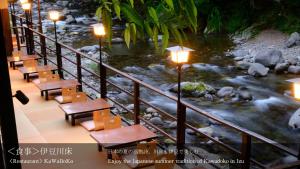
(170, 82), (216, 97)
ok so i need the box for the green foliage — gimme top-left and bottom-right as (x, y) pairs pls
(96, 0), (198, 52)
(204, 7), (222, 34)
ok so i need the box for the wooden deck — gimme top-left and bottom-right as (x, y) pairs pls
(9, 67), (182, 169)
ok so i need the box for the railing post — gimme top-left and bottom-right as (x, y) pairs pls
(11, 12), (20, 50)
(19, 17), (25, 43)
(240, 133), (251, 169)
(56, 43), (63, 79)
(76, 53), (82, 91)
(298, 146), (300, 169)
(176, 104), (186, 161)
(100, 63), (107, 98)
(41, 35), (47, 65)
(133, 82), (140, 124)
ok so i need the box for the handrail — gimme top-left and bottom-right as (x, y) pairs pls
(11, 12), (300, 168)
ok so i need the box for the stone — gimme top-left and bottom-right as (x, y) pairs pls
(170, 82), (215, 97)
(285, 32), (300, 48)
(248, 63), (269, 77)
(254, 49), (284, 67)
(234, 57), (244, 61)
(80, 45), (99, 53)
(65, 15), (76, 24)
(143, 114), (152, 120)
(204, 94), (214, 101)
(168, 121), (177, 129)
(288, 65), (300, 74)
(288, 108), (300, 129)
(149, 117), (164, 126)
(146, 107), (158, 114)
(286, 56), (298, 65)
(237, 87), (252, 100)
(236, 61), (251, 70)
(197, 126), (213, 137)
(274, 62), (289, 74)
(126, 104), (134, 110)
(186, 129), (196, 135)
(231, 49), (249, 58)
(56, 1), (69, 6)
(217, 87), (234, 98)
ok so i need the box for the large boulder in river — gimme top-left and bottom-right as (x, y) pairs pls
(254, 49), (284, 67)
(170, 82), (215, 97)
(236, 61), (251, 70)
(65, 15), (76, 24)
(217, 87), (234, 98)
(285, 32), (300, 48)
(288, 108), (300, 129)
(288, 65), (300, 74)
(248, 63), (269, 77)
(274, 62), (289, 74)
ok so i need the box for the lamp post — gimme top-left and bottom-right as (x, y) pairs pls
(21, 2), (33, 54)
(49, 10), (60, 43)
(166, 45), (194, 161)
(286, 78), (300, 166)
(92, 23), (106, 98)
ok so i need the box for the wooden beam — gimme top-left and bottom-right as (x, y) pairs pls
(0, 1), (21, 169)
(0, 0), (13, 56)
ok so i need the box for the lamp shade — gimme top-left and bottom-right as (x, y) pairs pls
(92, 23), (105, 36)
(21, 2), (31, 10)
(49, 10), (60, 21)
(166, 46), (194, 64)
(20, 0), (28, 4)
(286, 78), (300, 100)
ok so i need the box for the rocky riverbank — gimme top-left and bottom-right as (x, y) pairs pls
(228, 30), (300, 76)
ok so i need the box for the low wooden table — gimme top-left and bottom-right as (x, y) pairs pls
(8, 55), (40, 69)
(18, 65), (57, 82)
(35, 79), (81, 100)
(59, 98), (113, 126)
(90, 124), (157, 159)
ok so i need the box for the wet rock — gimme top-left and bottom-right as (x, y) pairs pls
(237, 87), (252, 100)
(168, 121), (177, 129)
(236, 61), (251, 70)
(232, 49), (249, 58)
(112, 37), (124, 43)
(187, 128), (196, 135)
(254, 49), (284, 67)
(204, 94), (214, 101)
(146, 107), (158, 114)
(288, 108), (300, 129)
(286, 56), (298, 65)
(285, 32), (300, 48)
(248, 63), (269, 77)
(149, 117), (164, 126)
(65, 15), (76, 24)
(56, 1), (69, 6)
(170, 82), (215, 97)
(274, 62), (289, 74)
(234, 57), (244, 61)
(288, 65), (300, 74)
(217, 87), (234, 98)
(126, 104), (134, 110)
(143, 114), (152, 120)
(79, 45), (99, 53)
(197, 126), (214, 137)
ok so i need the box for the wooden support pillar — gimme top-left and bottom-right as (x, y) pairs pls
(0, 1), (22, 169)
(0, 0), (12, 56)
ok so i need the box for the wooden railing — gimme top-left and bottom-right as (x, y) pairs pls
(11, 13), (300, 169)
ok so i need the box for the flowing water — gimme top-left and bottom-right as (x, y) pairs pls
(71, 33), (300, 163)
